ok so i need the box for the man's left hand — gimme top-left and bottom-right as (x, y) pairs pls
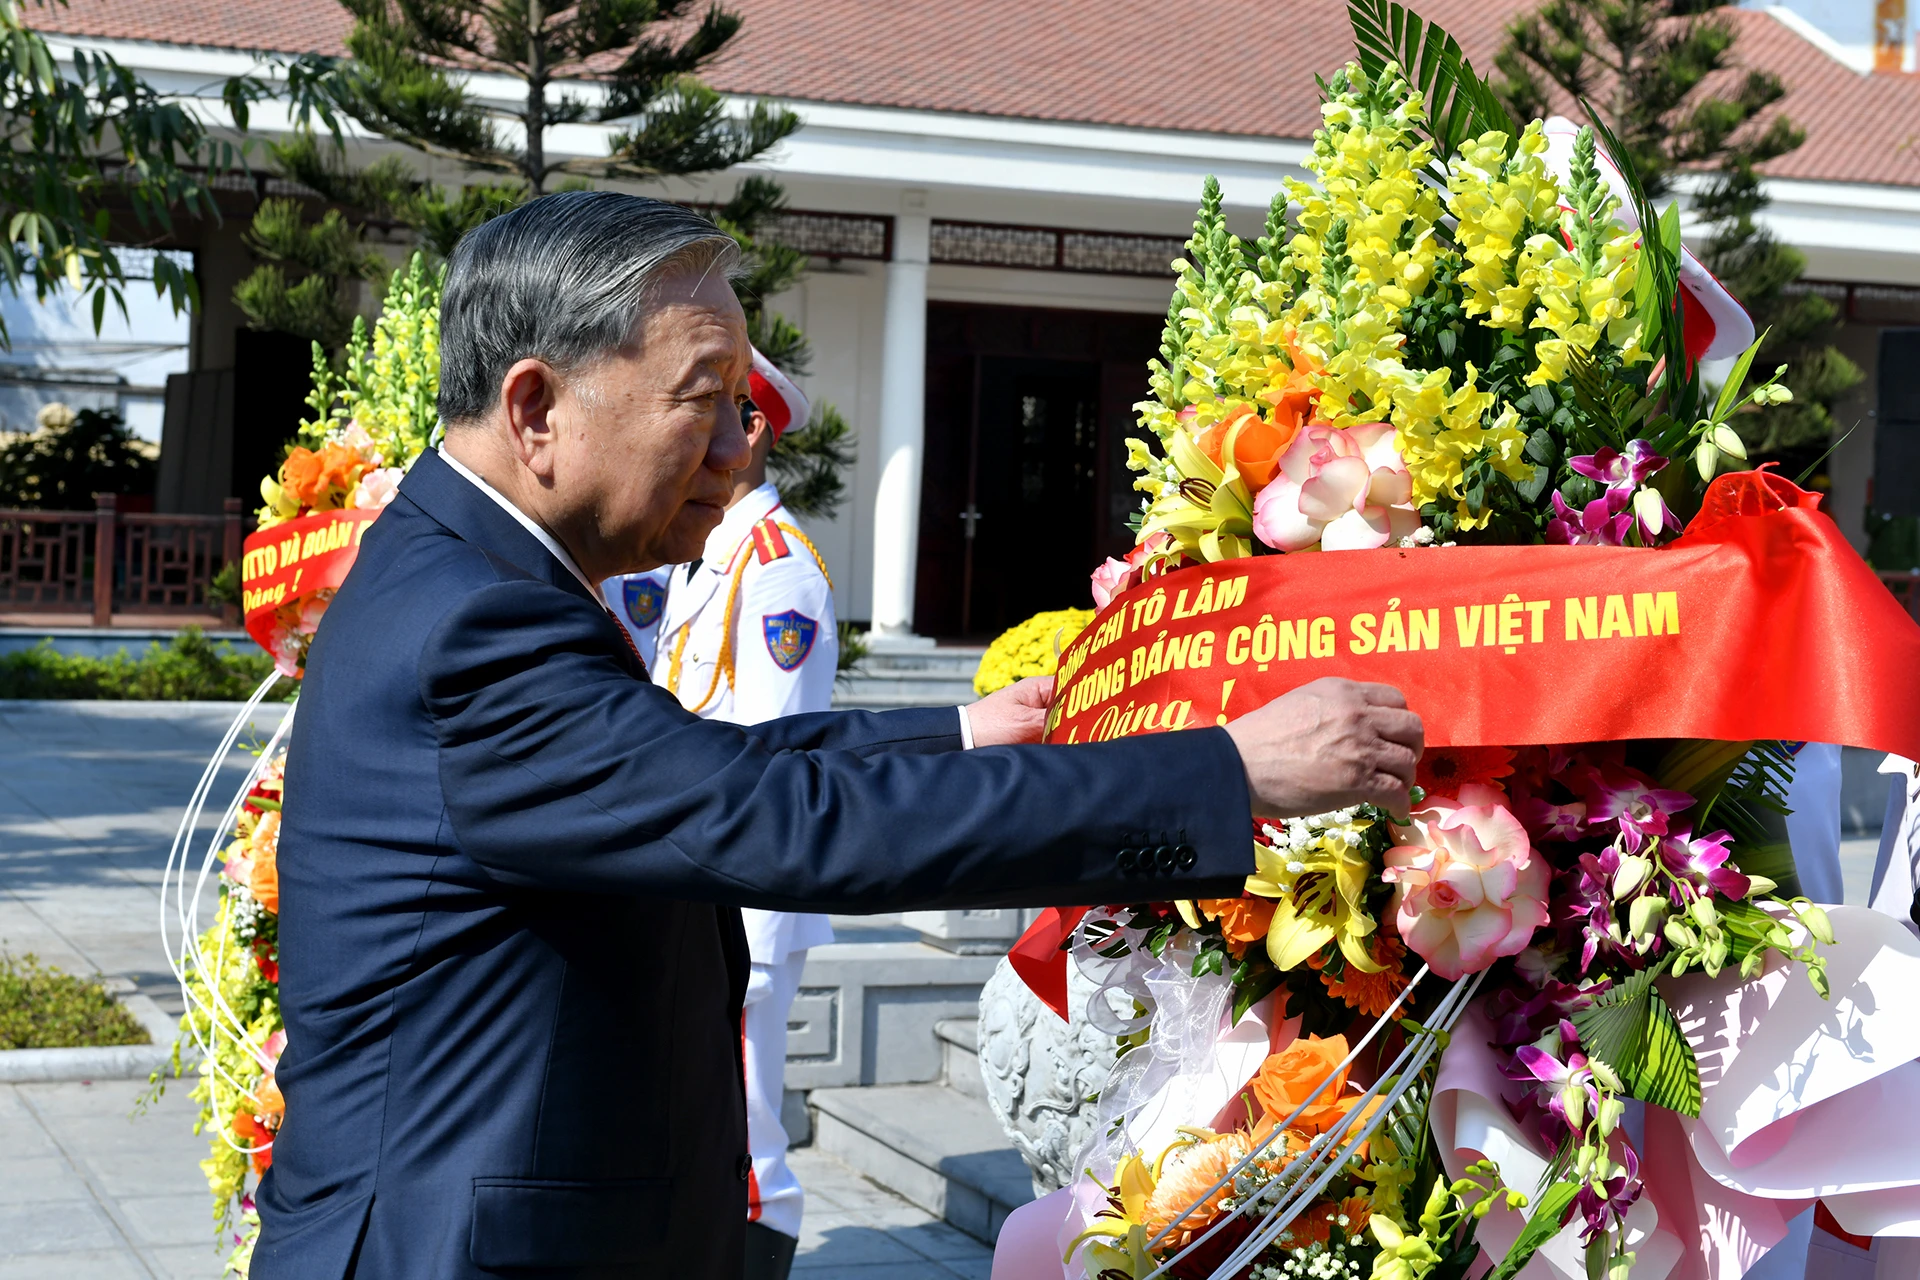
(966, 677), (1056, 747)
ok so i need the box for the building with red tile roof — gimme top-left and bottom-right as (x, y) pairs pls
(30, 0), (1920, 616)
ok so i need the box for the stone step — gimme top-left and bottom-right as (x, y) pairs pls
(935, 1017), (985, 1102)
(857, 646), (987, 675)
(832, 680), (978, 710)
(810, 1081), (1033, 1245)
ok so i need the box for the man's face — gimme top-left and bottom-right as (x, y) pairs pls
(552, 267), (753, 574)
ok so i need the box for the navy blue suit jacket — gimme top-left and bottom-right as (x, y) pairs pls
(254, 448), (1253, 1279)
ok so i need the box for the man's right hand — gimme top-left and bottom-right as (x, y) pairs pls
(1223, 677), (1423, 819)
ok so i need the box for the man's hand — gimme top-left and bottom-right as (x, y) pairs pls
(966, 676), (1056, 748)
(1223, 677), (1423, 818)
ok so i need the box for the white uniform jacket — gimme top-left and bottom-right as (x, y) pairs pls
(650, 481), (837, 965)
(600, 566), (671, 672)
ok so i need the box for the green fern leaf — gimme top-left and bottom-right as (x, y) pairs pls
(1636, 992), (1702, 1118)
(1347, 0), (1515, 155)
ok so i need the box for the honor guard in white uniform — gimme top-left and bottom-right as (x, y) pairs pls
(600, 566), (670, 670)
(606, 349), (834, 1280)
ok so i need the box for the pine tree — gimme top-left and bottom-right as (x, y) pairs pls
(1497, 0), (1860, 454)
(327, 0), (798, 196)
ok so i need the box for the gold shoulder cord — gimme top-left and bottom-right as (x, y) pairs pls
(665, 519), (833, 714)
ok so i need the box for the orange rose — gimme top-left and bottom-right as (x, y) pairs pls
(278, 447), (326, 508)
(278, 442), (370, 511)
(249, 810), (280, 914)
(1200, 896), (1277, 955)
(1250, 1034), (1374, 1136)
(1198, 406), (1296, 492)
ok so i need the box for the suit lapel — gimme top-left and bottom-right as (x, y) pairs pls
(398, 449), (600, 608)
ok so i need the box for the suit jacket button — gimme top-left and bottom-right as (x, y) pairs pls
(1117, 847), (1137, 872)
(1177, 844), (1198, 870)
(1154, 845), (1178, 872)
(738, 1153), (753, 1180)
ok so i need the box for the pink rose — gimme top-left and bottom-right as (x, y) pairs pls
(351, 466), (404, 511)
(1089, 533), (1171, 609)
(1090, 555), (1135, 609)
(1252, 422), (1420, 552)
(1383, 783), (1549, 980)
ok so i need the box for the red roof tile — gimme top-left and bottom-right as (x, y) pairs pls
(32, 0), (1920, 189)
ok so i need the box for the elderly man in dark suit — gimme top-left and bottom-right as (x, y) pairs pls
(255, 191), (1423, 1280)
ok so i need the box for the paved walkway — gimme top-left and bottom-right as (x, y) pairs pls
(0, 701), (989, 1278)
(0, 1078), (990, 1280)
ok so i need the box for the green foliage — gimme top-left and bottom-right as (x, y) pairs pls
(834, 621), (868, 676)
(0, 405), (156, 508)
(234, 197), (388, 348)
(1485, 1181), (1581, 1280)
(1347, 0), (1516, 159)
(1496, 0), (1858, 457)
(1694, 164), (1862, 455)
(0, 0), (240, 345)
(0, 954), (150, 1049)
(1570, 958), (1702, 1117)
(770, 404), (855, 521)
(1867, 511), (1920, 572)
(1496, 0), (1798, 200)
(0, 630), (291, 700)
(323, 0), (799, 195)
(1701, 739), (1799, 898)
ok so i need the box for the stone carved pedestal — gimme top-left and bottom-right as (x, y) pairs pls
(976, 955), (1119, 1197)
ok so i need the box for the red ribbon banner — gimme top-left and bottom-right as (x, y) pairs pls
(1016, 473), (1920, 1021)
(1043, 471), (1920, 761)
(240, 509), (382, 653)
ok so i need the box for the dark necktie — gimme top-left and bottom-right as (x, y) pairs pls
(603, 605), (650, 680)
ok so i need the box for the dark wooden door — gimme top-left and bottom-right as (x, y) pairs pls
(914, 303), (1160, 639)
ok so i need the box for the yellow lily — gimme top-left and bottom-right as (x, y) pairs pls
(1138, 418), (1254, 563)
(1247, 833), (1384, 973)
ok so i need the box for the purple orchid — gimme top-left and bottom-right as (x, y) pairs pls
(1487, 977), (1596, 1046)
(1573, 1144), (1643, 1245)
(1520, 796), (1588, 842)
(1580, 766), (1694, 845)
(1569, 441), (1667, 494)
(1504, 1031), (1597, 1131)
(1569, 852), (1626, 971)
(1659, 827), (1751, 901)
(1546, 488), (1635, 547)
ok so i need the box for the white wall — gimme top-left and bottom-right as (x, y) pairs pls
(0, 274), (190, 441)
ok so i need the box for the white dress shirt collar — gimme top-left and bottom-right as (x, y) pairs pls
(436, 447), (597, 597)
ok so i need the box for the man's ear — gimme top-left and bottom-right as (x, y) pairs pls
(500, 358), (562, 480)
(748, 409), (776, 464)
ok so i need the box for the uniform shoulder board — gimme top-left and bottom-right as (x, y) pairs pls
(750, 518), (792, 565)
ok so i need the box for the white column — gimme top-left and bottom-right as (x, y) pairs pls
(868, 200), (930, 640)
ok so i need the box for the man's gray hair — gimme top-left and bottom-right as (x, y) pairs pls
(437, 191), (741, 425)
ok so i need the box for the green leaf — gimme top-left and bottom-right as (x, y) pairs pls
(1347, 0), (1515, 155)
(1636, 992), (1702, 1117)
(1485, 1181), (1581, 1280)
(1571, 961), (1663, 1076)
(1231, 967), (1285, 1025)
(1712, 334), (1766, 424)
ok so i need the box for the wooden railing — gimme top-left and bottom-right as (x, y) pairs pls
(0, 496), (246, 625)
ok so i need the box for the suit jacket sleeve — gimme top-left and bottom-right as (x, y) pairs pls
(421, 578), (1253, 911)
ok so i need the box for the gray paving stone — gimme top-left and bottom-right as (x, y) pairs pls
(0, 705), (1004, 1275)
(0, 1249), (148, 1280)
(0, 1199), (123, 1256)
